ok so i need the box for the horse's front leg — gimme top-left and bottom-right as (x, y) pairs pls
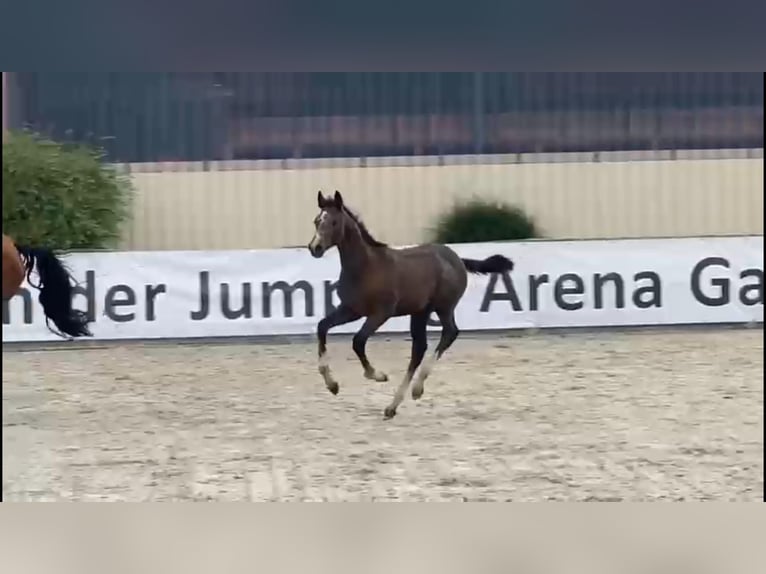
(352, 312), (391, 383)
(317, 305), (361, 395)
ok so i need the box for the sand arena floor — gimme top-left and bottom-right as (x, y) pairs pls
(2, 327), (763, 501)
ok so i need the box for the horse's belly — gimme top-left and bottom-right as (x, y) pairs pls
(394, 288), (434, 316)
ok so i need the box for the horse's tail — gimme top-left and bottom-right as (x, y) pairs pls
(14, 244), (92, 338)
(461, 254), (514, 275)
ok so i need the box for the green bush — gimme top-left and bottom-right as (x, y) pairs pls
(2, 130), (132, 249)
(432, 198), (539, 244)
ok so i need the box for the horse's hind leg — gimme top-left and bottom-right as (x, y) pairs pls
(384, 311), (429, 419)
(410, 307), (459, 400)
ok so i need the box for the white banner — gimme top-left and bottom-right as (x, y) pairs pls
(3, 237), (763, 343)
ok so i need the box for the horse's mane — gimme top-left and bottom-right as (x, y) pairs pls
(341, 205), (387, 248)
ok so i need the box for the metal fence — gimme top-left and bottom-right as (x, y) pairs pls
(5, 73), (764, 163)
(3, 73), (764, 250)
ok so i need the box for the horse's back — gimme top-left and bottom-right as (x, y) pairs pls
(391, 243), (467, 311)
(397, 242), (465, 275)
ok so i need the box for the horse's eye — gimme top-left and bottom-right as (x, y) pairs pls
(332, 221), (337, 227)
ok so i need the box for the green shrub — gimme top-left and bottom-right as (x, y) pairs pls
(2, 130), (132, 249)
(432, 198), (539, 244)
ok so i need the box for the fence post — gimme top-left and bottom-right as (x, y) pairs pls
(2, 71), (7, 142)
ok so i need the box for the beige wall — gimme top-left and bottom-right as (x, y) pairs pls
(121, 152), (764, 250)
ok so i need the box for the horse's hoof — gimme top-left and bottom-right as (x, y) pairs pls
(365, 370), (388, 382)
(383, 407), (397, 420)
(411, 384), (424, 400)
(327, 382), (339, 395)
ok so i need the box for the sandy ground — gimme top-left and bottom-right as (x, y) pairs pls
(2, 327), (763, 501)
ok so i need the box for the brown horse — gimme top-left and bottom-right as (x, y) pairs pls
(2, 233), (92, 338)
(308, 191), (514, 419)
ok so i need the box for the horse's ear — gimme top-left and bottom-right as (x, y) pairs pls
(334, 190), (344, 208)
(317, 191), (325, 208)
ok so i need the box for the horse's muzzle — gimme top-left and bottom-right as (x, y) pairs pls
(308, 243), (324, 258)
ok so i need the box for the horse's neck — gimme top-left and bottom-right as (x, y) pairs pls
(338, 224), (373, 275)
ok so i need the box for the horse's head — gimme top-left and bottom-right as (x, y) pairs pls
(309, 190), (348, 258)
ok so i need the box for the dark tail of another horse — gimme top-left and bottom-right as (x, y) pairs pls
(14, 244), (92, 338)
(462, 254), (514, 275)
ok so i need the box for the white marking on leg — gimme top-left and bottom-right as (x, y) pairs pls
(411, 351), (438, 399)
(364, 367), (388, 382)
(415, 351), (438, 383)
(385, 371), (414, 416)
